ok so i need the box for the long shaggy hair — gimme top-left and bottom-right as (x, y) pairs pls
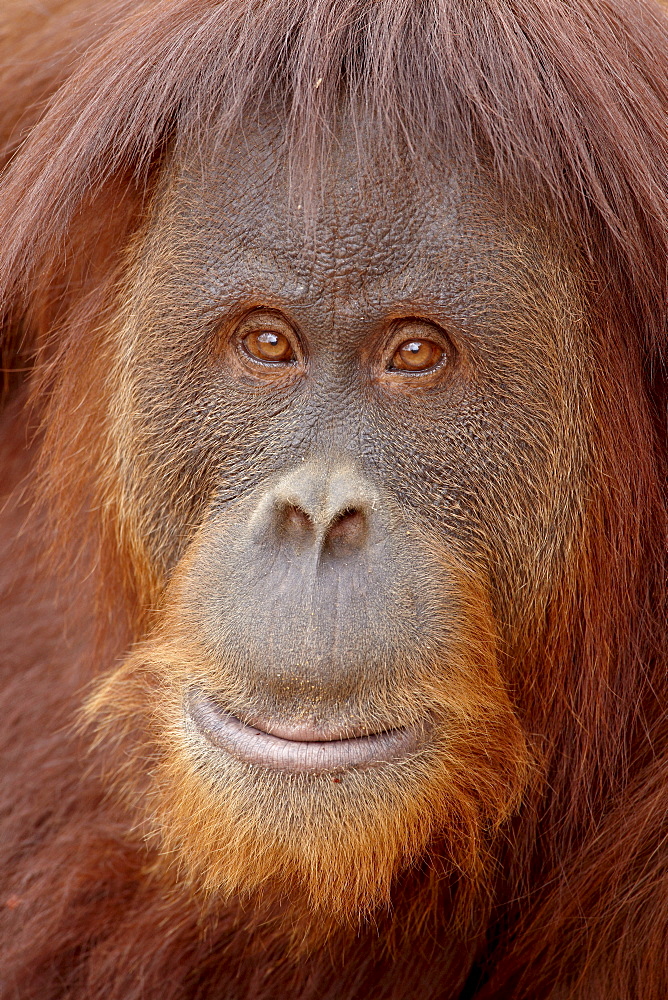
(1, 1), (668, 998)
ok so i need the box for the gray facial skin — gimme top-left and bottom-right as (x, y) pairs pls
(108, 125), (587, 768)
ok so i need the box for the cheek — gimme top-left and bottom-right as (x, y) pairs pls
(368, 381), (587, 554)
(359, 361), (591, 655)
(108, 344), (302, 579)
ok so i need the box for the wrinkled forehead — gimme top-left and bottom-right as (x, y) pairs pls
(163, 126), (494, 289)
(143, 123), (576, 329)
(192, 131), (456, 249)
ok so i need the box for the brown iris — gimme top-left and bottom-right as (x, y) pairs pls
(242, 329), (294, 364)
(390, 339), (443, 372)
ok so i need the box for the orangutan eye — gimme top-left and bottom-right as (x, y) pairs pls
(389, 339), (444, 373)
(232, 310), (300, 368)
(242, 329), (294, 364)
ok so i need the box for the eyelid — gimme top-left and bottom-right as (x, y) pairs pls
(234, 309), (295, 336)
(386, 319), (450, 348)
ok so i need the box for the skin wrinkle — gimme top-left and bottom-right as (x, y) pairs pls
(66, 125), (595, 942)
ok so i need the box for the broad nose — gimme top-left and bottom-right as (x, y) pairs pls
(251, 463), (379, 558)
(279, 501), (366, 556)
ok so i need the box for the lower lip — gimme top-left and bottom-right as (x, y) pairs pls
(186, 691), (423, 774)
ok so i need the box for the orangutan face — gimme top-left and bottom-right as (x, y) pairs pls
(90, 126), (589, 928)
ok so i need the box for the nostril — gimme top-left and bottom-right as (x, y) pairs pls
(278, 503), (314, 541)
(324, 507), (366, 554)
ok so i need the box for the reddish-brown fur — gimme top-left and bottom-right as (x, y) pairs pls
(1, 1), (668, 997)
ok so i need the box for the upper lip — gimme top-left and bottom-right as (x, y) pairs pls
(186, 689), (424, 774)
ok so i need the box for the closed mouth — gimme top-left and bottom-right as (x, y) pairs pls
(186, 689), (423, 774)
